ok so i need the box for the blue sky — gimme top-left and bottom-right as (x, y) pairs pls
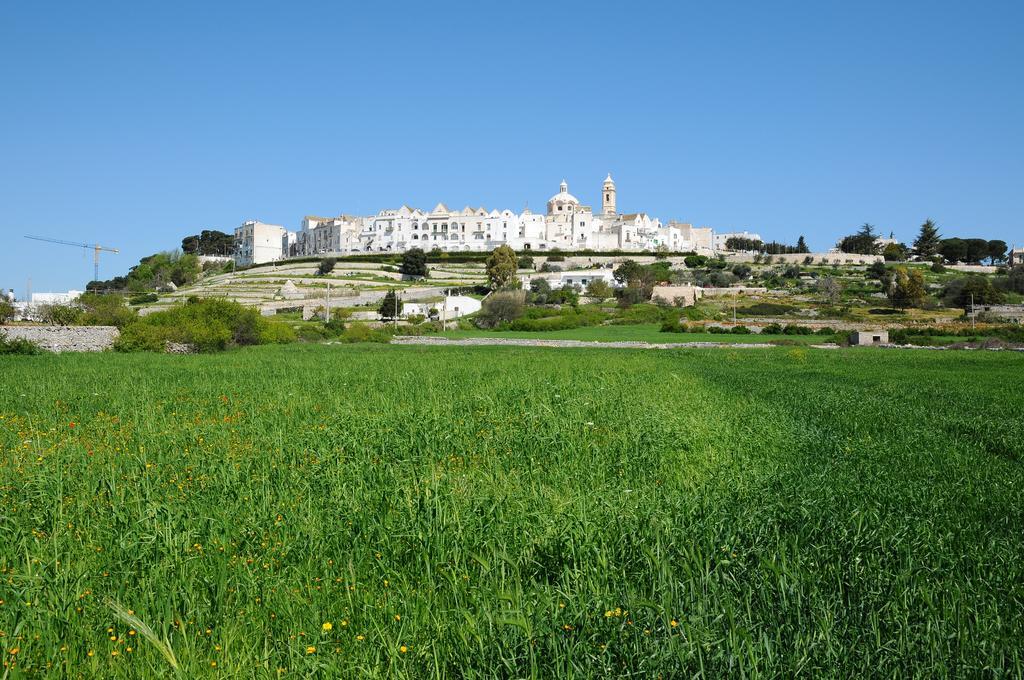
(1, 0), (1021, 294)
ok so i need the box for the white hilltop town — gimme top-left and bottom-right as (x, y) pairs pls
(233, 175), (763, 266)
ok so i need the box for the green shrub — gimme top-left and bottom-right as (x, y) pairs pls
(114, 299), (287, 352)
(762, 323), (784, 335)
(113, 323), (168, 352)
(660, 319), (687, 333)
(783, 324), (813, 335)
(42, 303), (82, 326)
(0, 336), (46, 355)
(0, 300), (15, 325)
(129, 293), (159, 305)
(708, 326), (730, 334)
(340, 324), (394, 344)
(260, 322), (297, 344)
(730, 325), (752, 334)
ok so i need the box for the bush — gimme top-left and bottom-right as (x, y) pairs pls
(260, 322), (297, 344)
(540, 262), (562, 273)
(815, 327), (836, 335)
(585, 279), (613, 299)
(684, 255), (708, 268)
(762, 323), (784, 335)
(128, 293), (159, 305)
(318, 258), (337, 275)
(783, 324), (813, 335)
(339, 324), (393, 344)
(730, 325), (752, 334)
(518, 256), (535, 270)
(707, 326), (730, 334)
(659, 318), (687, 333)
(0, 336), (45, 355)
(0, 300), (15, 324)
(113, 323), (169, 352)
(547, 254), (566, 263)
(79, 293), (137, 328)
(114, 299), (283, 353)
(41, 303), (82, 326)
(476, 290), (526, 329)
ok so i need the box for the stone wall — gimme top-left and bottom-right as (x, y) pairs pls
(0, 325), (119, 352)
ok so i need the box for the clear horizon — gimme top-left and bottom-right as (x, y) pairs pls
(2, 0), (1022, 295)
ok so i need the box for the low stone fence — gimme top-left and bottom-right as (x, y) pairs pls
(0, 325), (119, 352)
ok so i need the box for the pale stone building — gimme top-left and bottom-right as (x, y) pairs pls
(234, 221), (289, 266)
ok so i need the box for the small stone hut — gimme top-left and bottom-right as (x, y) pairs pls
(849, 330), (889, 346)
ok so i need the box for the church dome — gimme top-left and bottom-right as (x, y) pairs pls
(547, 179), (580, 214)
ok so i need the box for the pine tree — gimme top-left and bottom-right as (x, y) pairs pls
(796, 235), (809, 253)
(912, 219), (942, 258)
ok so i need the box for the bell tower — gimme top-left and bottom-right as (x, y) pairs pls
(602, 173), (616, 216)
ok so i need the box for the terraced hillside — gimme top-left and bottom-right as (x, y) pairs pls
(139, 260), (489, 316)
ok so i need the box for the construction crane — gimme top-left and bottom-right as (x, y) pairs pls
(25, 235), (120, 283)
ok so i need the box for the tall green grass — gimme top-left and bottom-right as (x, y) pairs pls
(0, 345), (1021, 676)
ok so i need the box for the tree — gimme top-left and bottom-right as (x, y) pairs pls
(882, 242), (909, 262)
(518, 255), (535, 270)
(838, 223), (880, 255)
(888, 267), (926, 309)
(796, 235), (809, 253)
(0, 299), (14, 325)
(943, 276), (1004, 309)
(181, 234), (200, 254)
(378, 290), (403, 320)
(182, 230), (234, 256)
(476, 290), (526, 328)
(613, 260), (645, 285)
(528, 278), (551, 304)
(731, 264), (752, 280)
(724, 237), (764, 252)
(938, 238), (967, 263)
(399, 247), (428, 278)
(818, 276), (843, 305)
(986, 240), (1008, 265)
(485, 245), (518, 289)
(964, 238), (989, 264)
(912, 219), (942, 258)
(585, 279), (612, 299)
(1007, 265), (1024, 294)
(317, 257), (336, 275)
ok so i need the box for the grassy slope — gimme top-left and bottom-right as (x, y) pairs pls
(1, 345), (1022, 677)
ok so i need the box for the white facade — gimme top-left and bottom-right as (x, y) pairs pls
(229, 175), (738, 264)
(31, 290), (84, 304)
(521, 269), (620, 290)
(714, 231), (763, 251)
(234, 221), (288, 266)
(402, 295), (482, 320)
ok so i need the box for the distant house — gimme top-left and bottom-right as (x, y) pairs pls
(1009, 247), (1021, 267)
(850, 330), (889, 346)
(973, 304), (1024, 325)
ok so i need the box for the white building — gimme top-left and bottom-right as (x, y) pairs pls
(402, 295), (482, 320)
(234, 221), (289, 266)
(714, 231), (763, 251)
(229, 174), (742, 264)
(31, 290), (84, 304)
(521, 268), (620, 290)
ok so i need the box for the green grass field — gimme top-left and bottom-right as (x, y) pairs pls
(437, 323), (826, 344)
(2, 345), (1022, 677)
